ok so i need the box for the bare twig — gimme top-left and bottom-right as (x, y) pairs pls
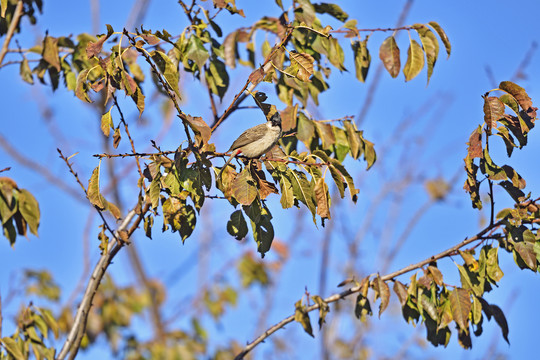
(234, 220), (503, 359)
(0, 0), (23, 65)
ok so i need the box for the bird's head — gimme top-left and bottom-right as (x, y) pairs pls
(268, 112), (281, 127)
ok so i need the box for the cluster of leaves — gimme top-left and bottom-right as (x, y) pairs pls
(0, 0), (42, 35)
(0, 305), (59, 360)
(0, 177), (40, 246)
(464, 81), (537, 210)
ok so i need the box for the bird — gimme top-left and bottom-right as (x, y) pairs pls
(218, 111), (282, 179)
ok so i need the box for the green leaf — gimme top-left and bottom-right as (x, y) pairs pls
(327, 37), (346, 71)
(151, 50), (181, 99)
(294, 300), (314, 337)
(311, 295), (330, 329)
(288, 169), (317, 222)
(100, 109), (113, 137)
(249, 205), (274, 257)
(313, 3), (348, 22)
(428, 21), (451, 58)
(449, 288), (471, 332)
(0, 337), (25, 360)
(403, 39), (424, 82)
(232, 168), (258, 206)
(87, 162), (106, 209)
(18, 189), (40, 236)
(278, 175), (294, 209)
(414, 24), (439, 84)
(185, 35), (210, 71)
(20, 58), (34, 84)
(379, 36), (400, 78)
(227, 210), (248, 240)
(148, 176), (161, 209)
(0, 0), (7, 18)
(42, 36), (61, 72)
(205, 57), (229, 100)
(75, 68), (93, 103)
(352, 39), (370, 82)
(296, 112), (316, 147)
(329, 159), (358, 202)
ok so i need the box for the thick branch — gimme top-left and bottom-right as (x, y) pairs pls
(234, 220), (503, 360)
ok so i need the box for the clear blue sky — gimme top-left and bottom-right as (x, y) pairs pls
(1, 1), (539, 359)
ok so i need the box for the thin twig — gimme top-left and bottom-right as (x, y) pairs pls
(0, 0), (23, 65)
(0, 134), (83, 201)
(234, 220), (503, 359)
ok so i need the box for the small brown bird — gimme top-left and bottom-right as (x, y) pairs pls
(219, 112), (282, 178)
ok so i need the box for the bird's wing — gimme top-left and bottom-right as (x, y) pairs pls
(227, 124), (267, 151)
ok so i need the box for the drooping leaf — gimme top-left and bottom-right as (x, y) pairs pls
(403, 39), (424, 82)
(227, 210), (248, 240)
(185, 35), (210, 71)
(352, 38), (370, 82)
(483, 96), (505, 130)
(449, 288), (471, 332)
(87, 163), (107, 209)
(223, 31), (238, 69)
(42, 35), (61, 72)
(372, 274), (390, 317)
(294, 300), (314, 337)
(20, 58), (34, 84)
(0, 337), (25, 360)
(428, 21), (451, 58)
(414, 24), (439, 83)
(379, 36), (400, 78)
(289, 51), (314, 82)
(18, 189), (40, 236)
(314, 177), (330, 219)
(100, 109), (113, 137)
(499, 81), (534, 113)
(393, 280), (408, 306)
(75, 68), (93, 103)
(151, 50), (181, 99)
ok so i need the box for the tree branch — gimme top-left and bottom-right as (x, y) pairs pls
(0, 0), (23, 65)
(234, 220), (503, 359)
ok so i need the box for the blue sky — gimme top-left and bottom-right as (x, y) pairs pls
(1, 1), (540, 359)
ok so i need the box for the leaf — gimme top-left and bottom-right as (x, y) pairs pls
(314, 177), (330, 219)
(206, 57), (229, 100)
(227, 210), (248, 240)
(185, 35), (210, 71)
(313, 3), (348, 22)
(223, 31), (238, 69)
(414, 24), (439, 83)
(403, 39), (424, 82)
(0, 337), (25, 360)
(232, 168), (258, 206)
(310, 295), (330, 329)
(86, 34), (109, 58)
(18, 189), (40, 236)
(514, 241), (537, 270)
(279, 175), (294, 209)
(428, 21), (451, 58)
(131, 85), (145, 115)
(290, 51), (314, 82)
(151, 50), (181, 99)
(499, 81), (533, 112)
(288, 169), (317, 221)
(296, 112), (316, 147)
(373, 274), (390, 317)
(379, 36), (400, 78)
(20, 58), (34, 84)
(75, 68), (93, 103)
(489, 303), (510, 344)
(483, 96), (505, 130)
(294, 300), (314, 337)
(329, 159), (359, 203)
(87, 163), (107, 209)
(352, 39), (370, 82)
(0, 0), (6, 17)
(327, 37), (346, 71)
(393, 280), (408, 306)
(42, 36), (61, 72)
(100, 109), (113, 137)
(186, 115), (211, 146)
(449, 288), (471, 332)
(354, 293), (372, 322)
(113, 127), (121, 148)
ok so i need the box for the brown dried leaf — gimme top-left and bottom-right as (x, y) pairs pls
(86, 35), (108, 58)
(186, 115), (211, 146)
(280, 104), (298, 132)
(466, 126), (483, 159)
(232, 168), (257, 205)
(290, 51), (314, 82)
(248, 68), (264, 86)
(483, 96), (505, 130)
(379, 36), (400, 78)
(314, 177), (330, 219)
(449, 288), (471, 332)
